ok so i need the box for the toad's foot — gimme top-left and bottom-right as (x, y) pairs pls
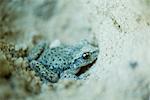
(60, 73), (79, 80)
(78, 72), (90, 80)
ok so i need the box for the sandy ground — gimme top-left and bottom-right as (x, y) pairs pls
(0, 0), (150, 100)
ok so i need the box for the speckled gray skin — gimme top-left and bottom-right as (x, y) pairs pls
(27, 40), (99, 83)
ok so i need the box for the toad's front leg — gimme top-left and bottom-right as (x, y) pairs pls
(60, 69), (90, 80)
(29, 60), (59, 83)
(60, 69), (80, 80)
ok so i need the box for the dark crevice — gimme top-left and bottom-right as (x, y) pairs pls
(76, 59), (97, 76)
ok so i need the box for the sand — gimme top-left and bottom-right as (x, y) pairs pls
(0, 0), (150, 100)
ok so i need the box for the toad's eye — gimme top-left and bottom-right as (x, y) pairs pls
(82, 52), (90, 59)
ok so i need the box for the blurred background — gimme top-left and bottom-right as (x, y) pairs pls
(0, 0), (150, 100)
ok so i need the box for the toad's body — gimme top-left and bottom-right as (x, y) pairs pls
(27, 40), (99, 83)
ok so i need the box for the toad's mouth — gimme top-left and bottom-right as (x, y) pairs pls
(75, 59), (97, 76)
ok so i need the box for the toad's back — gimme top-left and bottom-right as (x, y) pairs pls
(37, 47), (74, 73)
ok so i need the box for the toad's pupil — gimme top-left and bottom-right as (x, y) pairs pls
(82, 52), (90, 59)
